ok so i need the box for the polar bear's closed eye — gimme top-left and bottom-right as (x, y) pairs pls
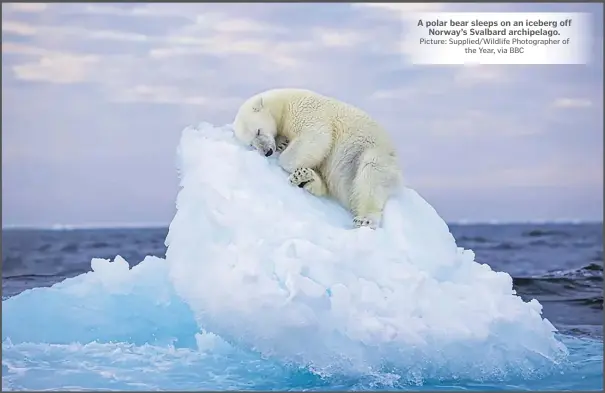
(233, 96), (277, 157)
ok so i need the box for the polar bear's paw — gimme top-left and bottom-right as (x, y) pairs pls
(276, 135), (289, 153)
(289, 168), (315, 188)
(353, 216), (378, 230)
(289, 168), (327, 197)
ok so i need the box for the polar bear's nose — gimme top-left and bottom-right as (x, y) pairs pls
(265, 149), (274, 157)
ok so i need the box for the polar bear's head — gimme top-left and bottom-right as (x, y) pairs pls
(233, 95), (277, 157)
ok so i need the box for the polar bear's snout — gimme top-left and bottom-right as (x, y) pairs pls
(251, 134), (276, 158)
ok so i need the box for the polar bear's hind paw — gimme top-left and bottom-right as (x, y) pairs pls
(353, 216), (377, 229)
(289, 168), (327, 197)
(289, 168), (315, 188)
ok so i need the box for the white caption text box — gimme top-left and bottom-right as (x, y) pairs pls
(405, 12), (592, 65)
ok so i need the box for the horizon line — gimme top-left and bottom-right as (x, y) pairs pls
(2, 219), (603, 231)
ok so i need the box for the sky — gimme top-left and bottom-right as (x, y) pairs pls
(2, 2), (603, 227)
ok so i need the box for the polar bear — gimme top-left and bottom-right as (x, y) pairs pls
(233, 88), (402, 229)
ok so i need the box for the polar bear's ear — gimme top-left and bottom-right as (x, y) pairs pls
(251, 96), (263, 112)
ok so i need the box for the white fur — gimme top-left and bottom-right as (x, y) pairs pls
(233, 88), (402, 229)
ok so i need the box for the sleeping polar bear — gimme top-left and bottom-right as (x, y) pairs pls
(233, 88), (402, 229)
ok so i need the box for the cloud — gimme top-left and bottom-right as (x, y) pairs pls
(6, 3), (48, 13)
(2, 42), (48, 56)
(453, 65), (512, 86)
(352, 3), (446, 14)
(552, 97), (594, 108)
(196, 13), (286, 34)
(2, 5), (318, 102)
(114, 84), (241, 108)
(425, 109), (541, 137)
(311, 27), (368, 48)
(3, 20), (151, 43)
(417, 162), (602, 189)
(2, 20), (37, 35)
(12, 52), (99, 84)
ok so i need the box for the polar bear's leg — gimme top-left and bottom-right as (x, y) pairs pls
(352, 180), (388, 229)
(289, 168), (328, 197)
(278, 128), (332, 173)
(351, 149), (399, 229)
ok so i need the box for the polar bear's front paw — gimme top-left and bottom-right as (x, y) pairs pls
(353, 216), (377, 229)
(275, 135), (289, 153)
(289, 168), (314, 188)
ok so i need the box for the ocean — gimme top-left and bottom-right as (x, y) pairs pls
(2, 223), (603, 390)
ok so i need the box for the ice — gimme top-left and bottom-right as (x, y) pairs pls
(2, 121), (575, 387)
(2, 256), (200, 348)
(165, 122), (568, 377)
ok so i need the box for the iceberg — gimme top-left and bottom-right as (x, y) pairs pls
(166, 122), (567, 377)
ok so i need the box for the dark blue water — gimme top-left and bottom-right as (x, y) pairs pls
(2, 223), (603, 390)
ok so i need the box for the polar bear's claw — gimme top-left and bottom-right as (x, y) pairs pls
(353, 216), (376, 229)
(276, 135), (289, 153)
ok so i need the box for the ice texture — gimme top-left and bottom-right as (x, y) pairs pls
(165, 122), (567, 377)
